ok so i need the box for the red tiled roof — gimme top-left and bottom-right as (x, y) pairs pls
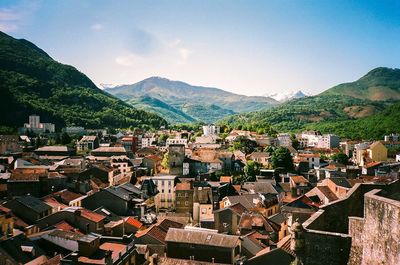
(80, 209), (106, 223)
(125, 217), (143, 229)
(365, 161), (382, 168)
(290, 175), (309, 184)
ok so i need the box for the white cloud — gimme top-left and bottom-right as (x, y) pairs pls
(0, 8), (20, 32)
(115, 53), (136, 66)
(91, 23), (103, 31)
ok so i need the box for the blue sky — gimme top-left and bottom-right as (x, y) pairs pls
(1, 0), (399, 96)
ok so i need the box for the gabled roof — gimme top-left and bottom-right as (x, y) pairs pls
(165, 228), (240, 248)
(329, 177), (352, 189)
(14, 195), (52, 213)
(316, 186), (339, 201)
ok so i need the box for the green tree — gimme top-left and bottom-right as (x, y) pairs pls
(233, 136), (258, 154)
(161, 151), (170, 170)
(331, 153), (349, 165)
(61, 132), (71, 145)
(271, 147), (294, 171)
(244, 161), (261, 182)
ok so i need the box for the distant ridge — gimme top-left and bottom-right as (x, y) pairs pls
(105, 76), (279, 124)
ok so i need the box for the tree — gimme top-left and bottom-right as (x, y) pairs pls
(244, 161), (261, 182)
(233, 136), (258, 154)
(331, 153), (349, 165)
(161, 151), (170, 170)
(61, 132), (71, 145)
(271, 147), (294, 171)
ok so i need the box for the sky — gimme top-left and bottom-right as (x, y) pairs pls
(1, 0), (400, 96)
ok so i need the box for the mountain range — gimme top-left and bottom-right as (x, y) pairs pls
(0, 31), (167, 132)
(104, 77), (279, 124)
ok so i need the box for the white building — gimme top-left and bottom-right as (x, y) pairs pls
(166, 138), (188, 147)
(23, 114), (55, 133)
(203, 125), (220, 136)
(146, 175), (177, 211)
(384, 133), (400, 142)
(141, 137), (156, 148)
(317, 134), (340, 149)
(396, 154), (400, 162)
(277, 133), (292, 147)
(300, 131), (321, 147)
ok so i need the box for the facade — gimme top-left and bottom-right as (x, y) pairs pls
(166, 138), (188, 147)
(277, 133), (292, 147)
(168, 144), (185, 176)
(76, 135), (99, 152)
(317, 134), (340, 149)
(367, 141), (388, 162)
(203, 125), (220, 136)
(175, 182), (194, 214)
(23, 115), (55, 133)
(148, 175), (177, 211)
(141, 137), (156, 148)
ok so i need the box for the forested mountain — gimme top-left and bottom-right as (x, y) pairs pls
(105, 76), (279, 123)
(219, 67), (400, 139)
(0, 31), (167, 132)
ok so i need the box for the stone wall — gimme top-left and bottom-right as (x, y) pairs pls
(348, 189), (400, 265)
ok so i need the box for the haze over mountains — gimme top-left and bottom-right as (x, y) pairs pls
(104, 77), (279, 124)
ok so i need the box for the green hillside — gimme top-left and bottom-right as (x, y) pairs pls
(218, 67), (400, 139)
(321, 67), (400, 101)
(0, 31), (167, 132)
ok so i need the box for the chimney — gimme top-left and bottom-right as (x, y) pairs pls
(151, 253), (158, 265)
(105, 250), (113, 265)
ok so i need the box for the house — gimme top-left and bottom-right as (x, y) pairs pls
(277, 134), (292, 147)
(289, 175), (311, 197)
(46, 189), (87, 207)
(193, 184), (214, 226)
(367, 141), (388, 162)
(0, 206), (14, 240)
(121, 135), (139, 153)
(36, 207), (106, 234)
(166, 138), (188, 147)
(320, 177), (352, 199)
(90, 146), (127, 157)
(305, 186), (339, 205)
(238, 213), (280, 243)
(268, 212), (289, 241)
(33, 146), (76, 160)
(80, 164), (122, 186)
(165, 228), (241, 264)
(142, 155), (162, 175)
(295, 153), (320, 169)
(7, 168), (67, 197)
(168, 144), (185, 176)
(76, 135), (99, 152)
(5, 195), (52, 223)
(0, 135), (23, 154)
(175, 182), (194, 214)
(214, 202), (247, 234)
(135, 218), (184, 246)
(221, 193), (279, 217)
(144, 175), (176, 211)
(247, 152), (270, 167)
(111, 155), (133, 180)
(0, 233), (46, 264)
(361, 161), (382, 175)
(82, 183), (147, 216)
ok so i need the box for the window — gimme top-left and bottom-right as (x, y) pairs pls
(185, 201), (189, 206)
(201, 208), (207, 214)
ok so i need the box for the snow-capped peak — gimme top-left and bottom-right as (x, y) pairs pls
(265, 90), (310, 102)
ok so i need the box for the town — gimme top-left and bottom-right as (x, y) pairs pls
(0, 114), (398, 265)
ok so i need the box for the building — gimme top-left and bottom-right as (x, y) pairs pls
(367, 141), (388, 162)
(175, 182), (194, 214)
(301, 180), (400, 265)
(0, 135), (23, 154)
(147, 175), (176, 211)
(203, 125), (220, 136)
(247, 152), (270, 167)
(142, 137), (156, 148)
(23, 114), (55, 133)
(166, 138), (188, 147)
(121, 136), (139, 153)
(168, 144), (185, 176)
(76, 135), (99, 152)
(91, 146), (127, 157)
(317, 134), (340, 149)
(384, 133), (400, 142)
(165, 228), (241, 264)
(5, 195), (52, 223)
(34, 146), (76, 159)
(277, 133), (292, 147)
